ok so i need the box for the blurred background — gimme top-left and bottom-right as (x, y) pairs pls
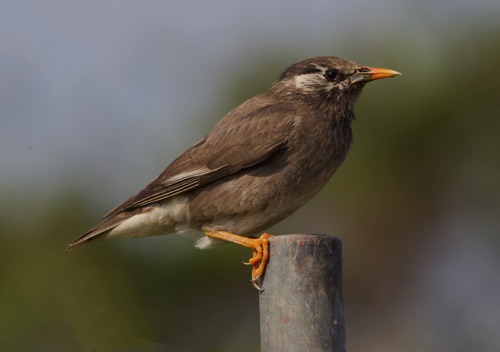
(1, 1), (499, 351)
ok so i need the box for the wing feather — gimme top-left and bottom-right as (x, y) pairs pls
(106, 102), (296, 215)
(67, 101), (300, 248)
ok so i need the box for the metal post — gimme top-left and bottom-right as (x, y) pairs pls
(259, 234), (346, 352)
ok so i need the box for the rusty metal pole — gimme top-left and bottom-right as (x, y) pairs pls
(259, 234), (346, 352)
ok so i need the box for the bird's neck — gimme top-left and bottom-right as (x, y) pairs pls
(269, 85), (357, 124)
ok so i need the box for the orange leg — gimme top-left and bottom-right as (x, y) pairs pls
(204, 230), (271, 290)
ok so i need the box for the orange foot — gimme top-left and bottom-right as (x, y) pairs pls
(203, 230), (272, 290)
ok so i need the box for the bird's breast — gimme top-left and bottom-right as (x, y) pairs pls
(185, 114), (352, 236)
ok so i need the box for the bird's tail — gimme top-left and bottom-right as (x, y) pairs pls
(65, 212), (129, 250)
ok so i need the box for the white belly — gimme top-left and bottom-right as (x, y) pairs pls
(106, 196), (190, 239)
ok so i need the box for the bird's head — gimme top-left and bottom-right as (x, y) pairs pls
(272, 56), (401, 114)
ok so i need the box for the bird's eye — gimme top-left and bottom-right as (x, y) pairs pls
(324, 69), (339, 81)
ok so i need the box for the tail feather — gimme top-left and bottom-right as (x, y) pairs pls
(66, 211), (137, 250)
(66, 226), (114, 250)
(66, 204), (178, 250)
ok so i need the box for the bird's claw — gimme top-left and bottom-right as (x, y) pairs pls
(204, 230), (271, 290)
(242, 256), (261, 266)
(251, 277), (264, 291)
(244, 233), (271, 290)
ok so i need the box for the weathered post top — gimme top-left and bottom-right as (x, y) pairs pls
(259, 234), (346, 352)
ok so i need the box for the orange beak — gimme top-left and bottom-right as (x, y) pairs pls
(363, 66), (402, 80)
(350, 66), (401, 83)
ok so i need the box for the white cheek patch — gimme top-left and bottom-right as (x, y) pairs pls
(294, 73), (340, 93)
(294, 74), (323, 92)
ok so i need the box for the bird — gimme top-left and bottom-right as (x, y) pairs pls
(67, 56), (401, 289)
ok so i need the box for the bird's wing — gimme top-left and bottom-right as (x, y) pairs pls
(67, 102), (298, 249)
(104, 102), (298, 216)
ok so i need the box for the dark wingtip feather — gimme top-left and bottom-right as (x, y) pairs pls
(66, 232), (100, 250)
(66, 206), (140, 251)
(66, 220), (120, 250)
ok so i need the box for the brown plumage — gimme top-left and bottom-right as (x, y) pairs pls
(67, 56), (400, 285)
